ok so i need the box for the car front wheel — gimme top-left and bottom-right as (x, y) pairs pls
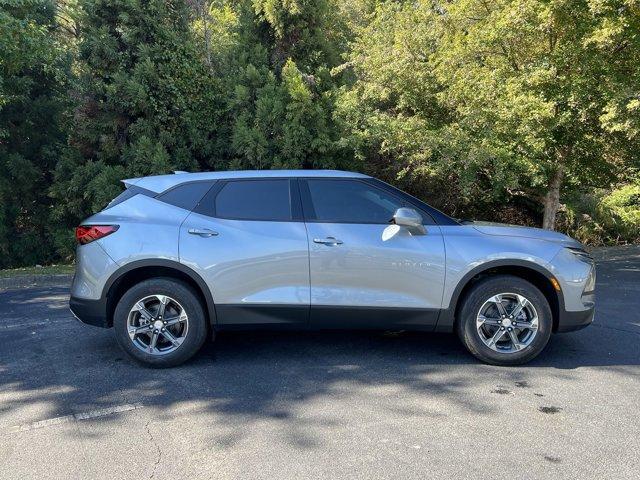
(113, 278), (208, 367)
(456, 275), (553, 366)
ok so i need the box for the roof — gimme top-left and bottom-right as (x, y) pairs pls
(124, 170), (370, 193)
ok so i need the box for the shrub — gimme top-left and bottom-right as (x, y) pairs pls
(559, 183), (640, 245)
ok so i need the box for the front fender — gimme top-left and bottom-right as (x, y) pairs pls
(435, 226), (565, 331)
(435, 258), (565, 332)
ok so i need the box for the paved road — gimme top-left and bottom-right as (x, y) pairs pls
(1, 248), (639, 479)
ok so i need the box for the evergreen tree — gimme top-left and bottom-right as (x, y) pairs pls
(0, 0), (71, 267)
(51, 0), (223, 231)
(210, 0), (349, 171)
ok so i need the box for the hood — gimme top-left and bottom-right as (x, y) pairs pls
(468, 221), (582, 247)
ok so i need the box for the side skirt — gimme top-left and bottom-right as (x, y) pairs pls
(216, 304), (309, 329)
(215, 304), (440, 332)
(310, 305), (439, 331)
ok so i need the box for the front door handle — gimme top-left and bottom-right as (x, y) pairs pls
(188, 228), (218, 237)
(313, 237), (343, 245)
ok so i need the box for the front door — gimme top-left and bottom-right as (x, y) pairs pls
(300, 178), (446, 330)
(180, 178), (310, 326)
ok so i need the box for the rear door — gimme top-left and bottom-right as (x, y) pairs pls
(180, 178), (310, 326)
(300, 178), (445, 330)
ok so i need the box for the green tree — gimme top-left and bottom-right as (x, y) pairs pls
(207, 0), (349, 171)
(51, 0), (223, 234)
(340, 0), (640, 229)
(590, 0), (640, 142)
(252, 0), (343, 71)
(432, 0), (639, 229)
(0, 0), (71, 267)
(336, 2), (521, 219)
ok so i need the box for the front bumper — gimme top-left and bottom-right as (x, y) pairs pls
(69, 296), (110, 328)
(556, 304), (595, 332)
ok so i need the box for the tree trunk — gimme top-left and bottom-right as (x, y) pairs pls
(202, 6), (212, 70)
(193, 0), (212, 70)
(542, 165), (564, 230)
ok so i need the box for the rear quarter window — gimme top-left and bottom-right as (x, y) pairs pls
(105, 187), (143, 209)
(157, 181), (215, 211)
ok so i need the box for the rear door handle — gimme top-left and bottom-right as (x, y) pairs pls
(188, 228), (218, 237)
(313, 237), (343, 245)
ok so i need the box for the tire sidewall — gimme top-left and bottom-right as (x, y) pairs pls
(457, 276), (553, 366)
(113, 278), (208, 368)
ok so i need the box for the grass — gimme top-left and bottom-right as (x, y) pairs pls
(0, 264), (74, 278)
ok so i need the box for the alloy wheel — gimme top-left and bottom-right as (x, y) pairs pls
(476, 293), (539, 354)
(127, 295), (189, 355)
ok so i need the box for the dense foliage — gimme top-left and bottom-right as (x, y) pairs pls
(0, 0), (638, 267)
(0, 0), (71, 266)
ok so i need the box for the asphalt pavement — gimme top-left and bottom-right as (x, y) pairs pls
(0, 247), (638, 479)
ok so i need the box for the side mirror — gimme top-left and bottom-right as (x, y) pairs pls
(392, 208), (426, 235)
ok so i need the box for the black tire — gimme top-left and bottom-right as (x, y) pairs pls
(113, 278), (208, 368)
(456, 275), (552, 366)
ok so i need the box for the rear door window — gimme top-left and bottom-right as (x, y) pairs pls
(214, 180), (293, 221)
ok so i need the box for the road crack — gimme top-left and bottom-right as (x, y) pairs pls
(144, 419), (163, 479)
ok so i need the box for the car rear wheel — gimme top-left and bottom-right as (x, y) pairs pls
(456, 275), (553, 366)
(113, 278), (208, 367)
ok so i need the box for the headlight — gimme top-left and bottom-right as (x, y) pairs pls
(564, 247), (596, 293)
(565, 246), (593, 264)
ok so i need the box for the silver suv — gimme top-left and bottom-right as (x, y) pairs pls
(70, 170), (595, 367)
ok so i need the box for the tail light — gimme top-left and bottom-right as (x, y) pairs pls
(75, 225), (119, 245)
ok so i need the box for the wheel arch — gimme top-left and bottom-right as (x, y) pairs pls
(437, 260), (564, 333)
(103, 260), (216, 330)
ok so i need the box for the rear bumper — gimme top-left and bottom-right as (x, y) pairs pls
(556, 305), (595, 333)
(69, 296), (110, 328)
